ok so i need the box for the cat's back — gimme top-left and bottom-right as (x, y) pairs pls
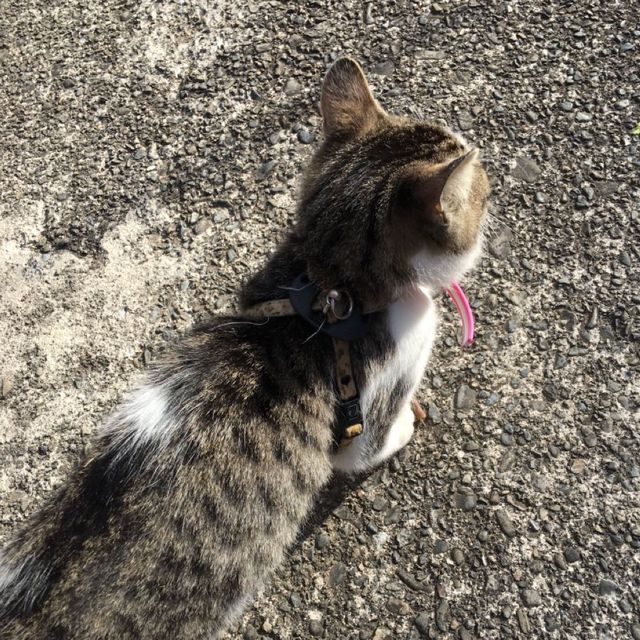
(1, 315), (336, 640)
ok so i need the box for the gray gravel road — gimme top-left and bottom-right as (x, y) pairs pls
(1, 1), (638, 639)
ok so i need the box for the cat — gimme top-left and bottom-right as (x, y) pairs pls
(0, 57), (489, 639)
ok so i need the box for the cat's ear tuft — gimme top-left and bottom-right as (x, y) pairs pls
(321, 57), (382, 138)
(440, 148), (480, 209)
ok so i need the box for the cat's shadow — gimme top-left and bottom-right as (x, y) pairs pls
(294, 471), (368, 547)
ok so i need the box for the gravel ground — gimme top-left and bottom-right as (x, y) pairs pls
(1, 1), (639, 638)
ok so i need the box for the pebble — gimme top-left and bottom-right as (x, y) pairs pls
(455, 492), (477, 511)
(284, 78), (301, 95)
(1, 375), (14, 398)
(415, 49), (446, 60)
(512, 156), (541, 183)
(455, 384), (477, 410)
(315, 532), (330, 550)
(297, 128), (315, 144)
(496, 509), (517, 537)
(372, 60), (394, 76)
(309, 620), (324, 637)
(564, 547), (581, 564)
(458, 112), (473, 131)
(329, 563), (347, 586)
(363, 3), (374, 24)
(452, 548), (465, 565)
(386, 597), (411, 615)
(194, 219), (212, 234)
(414, 613), (430, 636)
(570, 459), (586, 474)
(434, 539), (449, 554)
(517, 608), (531, 633)
(435, 600), (450, 632)
(598, 579), (618, 596)
(521, 589), (542, 608)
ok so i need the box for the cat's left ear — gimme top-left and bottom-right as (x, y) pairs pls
(320, 57), (384, 138)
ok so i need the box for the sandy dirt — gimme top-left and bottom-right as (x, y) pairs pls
(1, 1), (638, 638)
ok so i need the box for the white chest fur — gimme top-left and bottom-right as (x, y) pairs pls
(333, 289), (437, 473)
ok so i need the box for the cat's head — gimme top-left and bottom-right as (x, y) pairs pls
(297, 57), (490, 306)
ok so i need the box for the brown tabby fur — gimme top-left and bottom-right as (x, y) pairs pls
(0, 58), (489, 639)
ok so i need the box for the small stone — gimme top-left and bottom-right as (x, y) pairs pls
(517, 608), (531, 633)
(134, 147), (146, 160)
(226, 249), (237, 262)
(427, 401), (441, 424)
(309, 620), (324, 637)
(284, 78), (301, 95)
(586, 307), (599, 329)
(435, 600), (450, 632)
(414, 613), (430, 636)
(496, 509), (517, 538)
(575, 111), (592, 122)
(553, 552), (568, 570)
(521, 589), (541, 608)
(455, 384), (477, 410)
(619, 251), (631, 266)
(213, 209), (230, 223)
(512, 156), (541, 183)
(194, 219), (212, 234)
(486, 392), (499, 406)
(598, 579), (618, 596)
(458, 112), (473, 131)
(372, 496), (388, 511)
(257, 160), (277, 179)
(488, 227), (513, 258)
(415, 49), (446, 60)
(297, 128), (315, 144)
(570, 459), (586, 474)
(455, 492), (477, 511)
(451, 548), (465, 565)
(434, 539), (449, 554)
(315, 532), (330, 550)
(1, 375), (14, 398)
(534, 192), (546, 203)
(463, 440), (479, 452)
(363, 3), (374, 24)
(564, 547), (581, 564)
(372, 60), (395, 76)
(329, 563), (347, 586)
(386, 597), (411, 615)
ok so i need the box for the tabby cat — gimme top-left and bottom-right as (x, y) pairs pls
(0, 57), (489, 639)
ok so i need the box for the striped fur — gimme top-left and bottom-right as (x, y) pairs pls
(0, 58), (489, 639)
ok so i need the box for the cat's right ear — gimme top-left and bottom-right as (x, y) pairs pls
(321, 58), (383, 138)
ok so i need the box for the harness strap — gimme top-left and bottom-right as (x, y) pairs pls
(244, 294), (364, 448)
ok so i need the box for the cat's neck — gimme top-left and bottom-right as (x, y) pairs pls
(239, 232), (418, 313)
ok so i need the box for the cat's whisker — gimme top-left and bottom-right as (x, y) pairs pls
(303, 318), (326, 344)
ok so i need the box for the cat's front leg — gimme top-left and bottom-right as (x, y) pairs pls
(369, 402), (416, 467)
